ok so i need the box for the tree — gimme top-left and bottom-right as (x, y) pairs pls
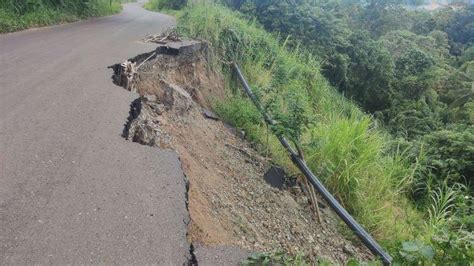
(229, 0), (350, 55)
(396, 48), (434, 77)
(423, 125), (474, 188)
(337, 30), (395, 112)
(446, 6), (474, 46)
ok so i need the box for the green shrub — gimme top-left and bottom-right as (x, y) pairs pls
(0, 0), (122, 33)
(145, 0), (187, 11)
(423, 125), (474, 188)
(0, 9), (26, 32)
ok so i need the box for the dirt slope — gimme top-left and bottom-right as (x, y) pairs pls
(117, 40), (373, 264)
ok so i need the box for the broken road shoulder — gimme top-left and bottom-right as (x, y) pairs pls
(110, 36), (373, 264)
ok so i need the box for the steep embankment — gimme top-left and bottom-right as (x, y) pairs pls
(112, 38), (374, 263)
(145, 1), (474, 264)
(173, 3), (426, 261)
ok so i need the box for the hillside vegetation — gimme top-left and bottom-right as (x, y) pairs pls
(0, 0), (128, 33)
(150, 0), (473, 264)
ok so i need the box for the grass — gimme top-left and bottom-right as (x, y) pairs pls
(175, 2), (428, 257)
(145, 1), (472, 263)
(0, 0), (125, 33)
(144, 0), (186, 12)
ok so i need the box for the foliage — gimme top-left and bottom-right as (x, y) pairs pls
(214, 97), (297, 172)
(427, 184), (459, 230)
(145, 0), (187, 11)
(423, 125), (474, 187)
(336, 30), (394, 112)
(398, 241), (435, 263)
(271, 90), (314, 149)
(223, 0), (474, 194)
(174, 1), (473, 263)
(458, 46), (474, 66)
(426, 183), (474, 263)
(396, 48), (434, 77)
(431, 226), (474, 263)
(394, 182), (473, 264)
(177, 1), (420, 251)
(446, 6), (474, 46)
(306, 113), (420, 237)
(354, 1), (408, 37)
(0, 0), (122, 33)
(233, 0), (350, 53)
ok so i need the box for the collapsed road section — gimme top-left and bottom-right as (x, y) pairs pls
(110, 36), (374, 264)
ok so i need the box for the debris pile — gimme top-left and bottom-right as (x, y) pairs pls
(144, 27), (181, 44)
(110, 60), (137, 91)
(123, 95), (171, 148)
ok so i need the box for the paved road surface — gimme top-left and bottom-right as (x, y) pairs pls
(0, 1), (191, 264)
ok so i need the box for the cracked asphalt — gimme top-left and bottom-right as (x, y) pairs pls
(0, 1), (191, 264)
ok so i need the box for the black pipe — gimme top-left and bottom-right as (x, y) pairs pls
(232, 63), (393, 265)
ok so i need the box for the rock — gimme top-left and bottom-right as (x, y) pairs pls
(225, 124), (246, 139)
(281, 194), (300, 210)
(343, 244), (356, 256)
(155, 40), (205, 56)
(144, 94), (157, 102)
(296, 196), (309, 206)
(143, 95), (165, 115)
(155, 80), (193, 114)
(156, 116), (167, 126)
(124, 98), (171, 148)
(203, 109), (219, 120)
(290, 223), (304, 234)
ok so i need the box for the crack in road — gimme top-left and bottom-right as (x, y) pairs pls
(121, 95), (197, 265)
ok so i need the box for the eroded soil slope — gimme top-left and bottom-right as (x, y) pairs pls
(114, 40), (373, 264)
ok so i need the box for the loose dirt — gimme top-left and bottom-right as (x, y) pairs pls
(115, 40), (373, 264)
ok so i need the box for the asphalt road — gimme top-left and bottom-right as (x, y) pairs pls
(0, 2), (191, 264)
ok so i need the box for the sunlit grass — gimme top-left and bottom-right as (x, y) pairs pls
(176, 3), (424, 250)
(0, 0), (122, 33)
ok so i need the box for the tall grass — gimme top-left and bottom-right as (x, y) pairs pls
(176, 3), (424, 249)
(0, 0), (124, 33)
(144, 0), (187, 11)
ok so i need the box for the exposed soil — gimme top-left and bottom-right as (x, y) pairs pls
(114, 40), (374, 264)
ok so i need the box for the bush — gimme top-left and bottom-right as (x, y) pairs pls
(423, 125), (474, 188)
(0, 9), (26, 32)
(0, 0), (122, 33)
(145, 0), (187, 11)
